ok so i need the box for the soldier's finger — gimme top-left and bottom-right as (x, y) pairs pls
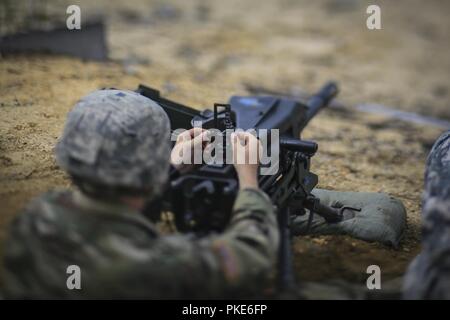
(176, 129), (193, 143)
(236, 132), (247, 146)
(190, 127), (206, 138)
(231, 132), (238, 146)
(192, 130), (211, 149)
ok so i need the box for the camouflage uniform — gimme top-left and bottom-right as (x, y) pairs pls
(1, 89), (278, 299)
(2, 188), (277, 299)
(403, 130), (450, 299)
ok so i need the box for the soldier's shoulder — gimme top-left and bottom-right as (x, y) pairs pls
(11, 189), (74, 229)
(23, 189), (73, 213)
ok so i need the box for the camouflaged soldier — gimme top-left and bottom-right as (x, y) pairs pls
(403, 130), (450, 299)
(2, 89), (279, 299)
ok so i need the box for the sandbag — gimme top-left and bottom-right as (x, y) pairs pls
(291, 189), (407, 247)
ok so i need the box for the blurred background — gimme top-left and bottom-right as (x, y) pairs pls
(1, 0), (449, 118)
(0, 0), (449, 293)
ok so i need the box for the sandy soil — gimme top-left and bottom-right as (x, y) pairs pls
(0, 0), (448, 294)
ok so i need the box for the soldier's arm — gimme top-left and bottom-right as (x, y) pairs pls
(183, 132), (279, 295)
(208, 187), (279, 290)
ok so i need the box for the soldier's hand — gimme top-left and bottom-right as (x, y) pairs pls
(171, 128), (211, 173)
(231, 132), (262, 190)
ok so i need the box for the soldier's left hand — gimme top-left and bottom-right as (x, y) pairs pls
(170, 127), (211, 173)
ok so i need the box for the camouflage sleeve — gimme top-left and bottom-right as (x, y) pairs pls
(208, 188), (279, 290)
(91, 188), (278, 299)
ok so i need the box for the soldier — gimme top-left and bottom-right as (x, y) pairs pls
(1, 89), (279, 299)
(403, 130), (450, 299)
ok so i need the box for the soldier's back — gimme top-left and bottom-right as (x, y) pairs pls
(2, 189), (161, 299)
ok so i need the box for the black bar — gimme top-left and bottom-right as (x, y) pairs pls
(278, 207), (296, 292)
(279, 136), (318, 154)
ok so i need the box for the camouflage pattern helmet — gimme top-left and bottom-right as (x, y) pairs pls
(55, 89), (171, 197)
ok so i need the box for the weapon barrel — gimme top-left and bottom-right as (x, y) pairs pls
(304, 82), (339, 125)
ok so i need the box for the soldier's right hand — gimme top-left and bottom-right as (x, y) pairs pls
(231, 132), (262, 190)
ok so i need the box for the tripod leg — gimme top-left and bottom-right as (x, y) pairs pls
(278, 207), (296, 292)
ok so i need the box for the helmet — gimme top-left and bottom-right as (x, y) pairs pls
(55, 89), (171, 198)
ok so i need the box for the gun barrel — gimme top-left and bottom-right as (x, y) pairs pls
(304, 82), (339, 124)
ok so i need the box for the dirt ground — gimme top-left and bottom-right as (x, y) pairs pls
(0, 0), (448, 294)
